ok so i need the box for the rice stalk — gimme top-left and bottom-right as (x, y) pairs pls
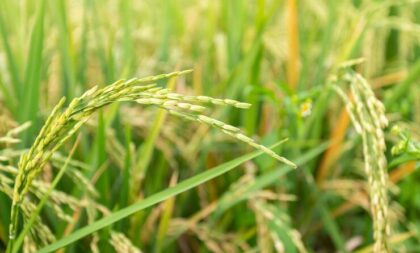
(8, 70), (295, 247)
(333, 70), (390, 253)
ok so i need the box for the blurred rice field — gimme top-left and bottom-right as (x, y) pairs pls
(0, 0), (419, 252)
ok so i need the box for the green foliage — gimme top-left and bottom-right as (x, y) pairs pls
(0, 0), (419, 252)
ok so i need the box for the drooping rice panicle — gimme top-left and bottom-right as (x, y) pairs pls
(8, 70), (293, 245)
(333, 70), (390, 253)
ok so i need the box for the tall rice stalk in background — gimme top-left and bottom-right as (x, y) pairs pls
(7, 70), (295, 252)
(333, 70), (390, 253)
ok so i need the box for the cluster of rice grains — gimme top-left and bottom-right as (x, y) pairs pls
(109, 231), (143, 253)
(333, 70), (390, 253)
(8, 70), (295, 250)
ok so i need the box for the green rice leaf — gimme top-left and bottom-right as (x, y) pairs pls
(37, 141), (287, 253)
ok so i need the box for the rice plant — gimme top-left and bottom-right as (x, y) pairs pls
(0, 0), (419, 252)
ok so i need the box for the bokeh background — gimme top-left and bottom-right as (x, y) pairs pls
(0, 0), (419, 252)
